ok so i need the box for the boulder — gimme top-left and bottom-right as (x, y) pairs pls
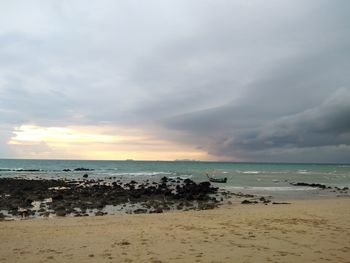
(241, 200), (258, 204)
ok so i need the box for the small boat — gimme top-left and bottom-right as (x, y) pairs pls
(206, 174), (227, 183)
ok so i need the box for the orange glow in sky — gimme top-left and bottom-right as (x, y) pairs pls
(8, 125), (212, 161)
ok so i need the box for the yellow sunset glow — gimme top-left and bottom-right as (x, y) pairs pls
(9, 125), (119, 144)
(8, 125), (212, 161)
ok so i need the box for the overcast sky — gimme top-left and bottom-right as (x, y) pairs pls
(0, 0), (349, 162)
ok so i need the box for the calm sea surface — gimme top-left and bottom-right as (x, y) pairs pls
(1, 159), (350, 199)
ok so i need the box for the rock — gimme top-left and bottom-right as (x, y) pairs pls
(133, 208), (147, 214)
(0, 212), (5, 220)
(95, 211), (105, 216)
(241, 200), (258, 204)
(41, 212), (50, 217)
(176, 203), (183, 210)
(198, 202), (217, 210)
(63, 169), (71, 172)
(153, 207), (163, 213)
(160, 176), (168, 183)
(272, 202), (291, 205)
(259, 197), (271, 204)
(184, 178), (194, 185)
(0, 176), (228, 219)
(290, 182), (327, 189)
(118, 241), (130, 246)
(74, 168), (94, 171)
(52, 194), (64, 201)
(83, 174), (88, 178)
(55, 206), (66, 217)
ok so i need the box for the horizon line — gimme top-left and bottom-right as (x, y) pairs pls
(0, 157), (349, 165)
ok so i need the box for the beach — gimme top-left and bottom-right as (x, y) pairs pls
(1, 198), (349, 263)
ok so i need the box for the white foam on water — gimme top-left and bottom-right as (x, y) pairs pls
(242, 171), (261, 174)
(112, 171), (174, 177)
(48, 186), (70, 190)
(169, 175), (193, 179)
(297, 170), (310, 174)
(222, 186), (316, 191)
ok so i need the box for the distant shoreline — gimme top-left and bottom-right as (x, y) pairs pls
(1, 158), (349, 165)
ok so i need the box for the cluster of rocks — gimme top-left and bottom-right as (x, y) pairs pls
(290, 182), (349, 193)
(0, 176), (222, 219)
(290, 182), (330, 189)
(241, 196), (272, 205)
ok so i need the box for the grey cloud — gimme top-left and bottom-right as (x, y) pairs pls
(127, 0), (350, 121)
(163, 88), (350, 162)
(228, 88), (350, 149)
(0, 125), (15, 157)
(0, 0), (349, 162)
(0, 79), (74, 125)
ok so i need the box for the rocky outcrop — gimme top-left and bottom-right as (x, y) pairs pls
(0, 177), (222, 219)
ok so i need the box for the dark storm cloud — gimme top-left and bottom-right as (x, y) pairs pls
(0, 0), (349, 161)
(219, 88), (350, 150)
(161, 88), (350, 162)
(129, 0), (350, 161)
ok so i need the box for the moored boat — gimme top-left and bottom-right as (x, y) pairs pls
(206, 174), (227, 183)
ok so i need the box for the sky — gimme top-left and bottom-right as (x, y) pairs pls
(0, 0), (349, 162)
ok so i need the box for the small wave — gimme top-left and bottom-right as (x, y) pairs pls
(242, 171), (261, 174)
(169, 175), (193, 180)
(113, 172), (174, 177)
(297, 170), (310, 174)
(222, 186), (316, 191)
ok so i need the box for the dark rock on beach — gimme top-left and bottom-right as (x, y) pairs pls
(133, 208), (147, 214)
(241, 200), (258, 204)
(55, 206), (67, 217)
(290, 182), (327, 189)
(290, 182), (350, 194)
(0, 176), (224, 219)
(0, 212), (6, 220)
(259, 197), (271, 204)
(95, 211), (106, 216)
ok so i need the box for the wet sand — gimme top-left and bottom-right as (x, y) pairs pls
(0, 198), (349, 263)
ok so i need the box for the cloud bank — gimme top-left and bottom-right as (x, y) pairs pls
(0, 0), (349, 162)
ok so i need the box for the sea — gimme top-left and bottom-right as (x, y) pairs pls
(1, 159), (350, 200)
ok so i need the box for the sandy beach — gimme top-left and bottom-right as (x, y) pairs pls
(0, 198), (349, 263)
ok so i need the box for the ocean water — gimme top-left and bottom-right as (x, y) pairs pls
(1, 159), (350, 199)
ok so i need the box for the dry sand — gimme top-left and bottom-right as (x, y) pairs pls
(0, 198), (349, 263)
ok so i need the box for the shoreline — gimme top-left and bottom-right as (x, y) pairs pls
(1, 176), (349, 221)
(1, 198), (349, 262)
